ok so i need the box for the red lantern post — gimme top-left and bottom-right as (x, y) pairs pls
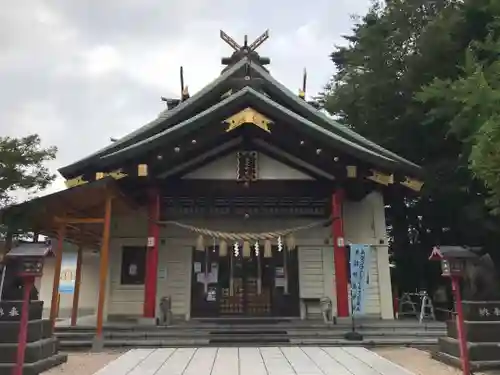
(429, 246), (475, 375)
(8, 250), (47, 375)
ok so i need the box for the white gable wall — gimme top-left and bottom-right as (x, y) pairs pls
(183, 152), (314, 180)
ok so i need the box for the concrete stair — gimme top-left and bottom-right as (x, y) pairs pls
(54, 319), (445, 349)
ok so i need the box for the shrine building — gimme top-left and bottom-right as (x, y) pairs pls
(0, 31), (423, 337)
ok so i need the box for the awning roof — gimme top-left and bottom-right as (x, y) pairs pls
(6, 242), (53, 258)
(0, 178), (134, 248)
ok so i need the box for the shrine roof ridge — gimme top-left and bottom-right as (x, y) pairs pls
(58, 33), (423, 180)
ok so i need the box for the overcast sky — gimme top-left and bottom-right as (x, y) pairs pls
(1, 0), (371, 197)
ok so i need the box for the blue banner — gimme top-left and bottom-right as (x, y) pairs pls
(59, 253), (77, 294)
(349, 244), (372, 315)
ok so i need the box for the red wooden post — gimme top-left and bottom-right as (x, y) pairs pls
(451, 275), (471, 375)
(71, 244), (83, 327)
(49, 224), (66, 329)
(332, 189), (349, 317)
(14, 276), (34, 375)
(96, 194), (113, 338)
(144, 187), (160, 318)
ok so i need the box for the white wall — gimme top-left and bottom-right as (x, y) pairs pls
(343, 191), (393, 319)
(36, 157), (393, 321)
(38, 251), (100, 318)
(183, 152), (314, 180)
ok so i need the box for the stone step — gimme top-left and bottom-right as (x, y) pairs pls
(431, 350), (500, 372)
(55, 321), (445, 332)
(446, 320), (500, 342)
(54, 328), (443, 341)
(0, 353), (67, 375)
(56, 336), (439, 350)
(438, 336), (500, 362)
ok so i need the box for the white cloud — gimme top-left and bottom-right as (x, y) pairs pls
(0, 0), (372, 201)
(80, 45), (123, 77)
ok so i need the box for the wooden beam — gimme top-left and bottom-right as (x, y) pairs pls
(66, 224), (101, 243)
(71, 243), (84, 327)
(50, 224), (66, 329)
(54, 217), (104, 224)
(95, 193), (113, 338)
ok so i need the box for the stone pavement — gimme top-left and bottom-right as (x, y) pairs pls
(89, 346), (415, 375)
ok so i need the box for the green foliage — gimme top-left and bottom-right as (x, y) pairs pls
(319, 0), (500, 291)
(419, 35), (500, 213)
(0, 134), (57, 228)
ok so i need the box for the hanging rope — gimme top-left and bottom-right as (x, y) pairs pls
(156, 216), (334, 241)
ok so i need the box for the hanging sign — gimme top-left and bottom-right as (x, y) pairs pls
(349, 244), (372, 315)
(147, 236), (155, 247)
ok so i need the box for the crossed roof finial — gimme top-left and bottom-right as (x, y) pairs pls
(220, 30), (269, 53)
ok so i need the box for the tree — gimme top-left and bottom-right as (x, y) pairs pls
(319, 0), (500, 291)
(0, 134), (57, 238)
(419, 35), (500, 214)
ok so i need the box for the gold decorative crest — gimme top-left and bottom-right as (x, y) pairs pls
(224, 107), (272, 133)
(65, 168), (130, 188)
(401, 177), (424, 192)
(367, 170), (394, 186)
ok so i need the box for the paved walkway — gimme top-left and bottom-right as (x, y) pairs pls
(92, 347), (415, 375)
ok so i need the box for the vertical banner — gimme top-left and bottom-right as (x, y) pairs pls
(349, 244), (372, 315)
(59, 253), (77, 294)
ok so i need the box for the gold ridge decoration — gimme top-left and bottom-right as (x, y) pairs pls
(138, 164), (148, 177)
(367, 170), (394, 186)
(401, 177), (424, 192)
(224, 107), (272, 133)
(64, 165), (148, 188)
(346, 165), (357, 178)
(65, 175), (88, 188)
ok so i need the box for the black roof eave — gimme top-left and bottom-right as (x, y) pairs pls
(94, 87), (420, 177)
(250, 63), (421, 173)
(58, 58), (251, 178)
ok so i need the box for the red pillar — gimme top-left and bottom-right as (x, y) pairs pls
(332, 189), (349, 317)
(144, 187), (160, 318)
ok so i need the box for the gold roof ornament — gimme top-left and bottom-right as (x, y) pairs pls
(65, 175), (88, 188)
(367, 170), (394, 186)
(346, 165), (357, 178)
(224, 107), (272, 133)
(401, 177), (424, 192)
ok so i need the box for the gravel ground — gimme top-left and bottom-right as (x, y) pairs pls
(42, 351), (123, 375)
(374, 347), (485, 375)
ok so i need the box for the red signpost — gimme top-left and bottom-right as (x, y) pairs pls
(14, 276), (34, 375)
(451, 275), (470, 375)
(8, 248), (48, 375)
(429, 246), (474, 375)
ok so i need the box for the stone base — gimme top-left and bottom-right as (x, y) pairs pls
(431, 350), (500, 372)
(438, 337), (500, 362)
(446, 320), (500, 342)
(0, 337), (59, 364)
(91, 336), (105, 352)
(0, 301), (43, 322)
(0, 353), (67, 375)
(0, 320), (52, 344)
